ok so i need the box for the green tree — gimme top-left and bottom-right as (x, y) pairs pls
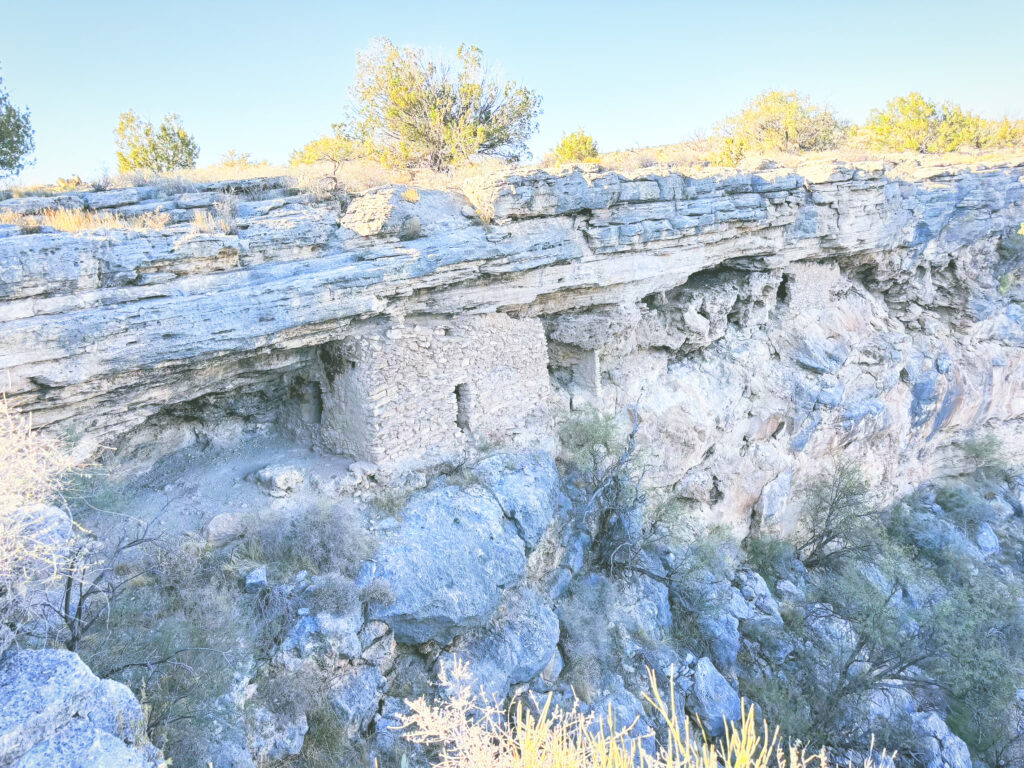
(552, 129), (599, 163)
(0, 70), (34, 177)
(712, 90), (848, 165)
(114, 111), (199, 173)
(348, 38), (541, 171)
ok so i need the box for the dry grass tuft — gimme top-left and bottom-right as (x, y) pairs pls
(0, 207), (170, 233)
(190, 207), (233, 234)
(399, 660), (893, 768)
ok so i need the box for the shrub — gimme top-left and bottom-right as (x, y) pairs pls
(552, 129), (599, 163)
(0, 394), (74, 652)
(743, 534), (798, 589)
(240, 502), (372, 578)
(962, 432), (1007, 475)
(348, 38), (541, 171)
(398, 659), (892, 768)
(289, 124), (363, 175)
(861, 93), (939, 152)
(115, 110), (199, 173)
(711, 90), (848, 165)
(932, 484), (995, 533)
(861, 93), (1024, 153)
(791, 460), (877, 569)
(0, 68), (34, 177)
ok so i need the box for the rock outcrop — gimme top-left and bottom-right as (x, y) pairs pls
(0, 649), (163, 767)
(3, 158), (1024, 523)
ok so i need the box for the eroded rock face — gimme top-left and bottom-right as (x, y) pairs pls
(0, 649), (162, 768)
(4, 162), (1023, 509)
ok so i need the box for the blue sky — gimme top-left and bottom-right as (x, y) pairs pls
(2, 0), (1023, 184)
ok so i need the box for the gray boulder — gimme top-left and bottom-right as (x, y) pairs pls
(276, 608), (363, 670)
(329, 665), (386, 737)
(438, 586), (560, 701)
(975, 522), (1000, 557)
(687, 657), (742, 739)
(470, 452), (564, 548)
(360, 484), (527, 644)
(0, 649), (161, 767)
(246, 706), (307, 763)
(912, 712), (972, 768)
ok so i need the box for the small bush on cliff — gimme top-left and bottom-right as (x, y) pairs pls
(346, 38), (541, 171)
(861, 93), (1024, 153)
(792, 460), (877, 569)
(711, 90), (848, 166)
(114, 110), (199, 173)
(552, 129), (599, 163)
(0, 68), (34, 177)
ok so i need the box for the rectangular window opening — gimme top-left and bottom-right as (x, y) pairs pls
(455, 383), (471, 432)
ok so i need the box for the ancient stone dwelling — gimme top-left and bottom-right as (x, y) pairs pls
(316, 313), (552, 469)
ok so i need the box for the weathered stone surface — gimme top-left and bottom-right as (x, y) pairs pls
(469, 452), (564, 548)
(0, 649), (160, 767)
(438, 586), (560, 701)
(4, 161), (1024, 530)
(328, 665), (385, 738)
(276, 609), (363, 669)
(359, 483), (527, 644)
(245, 706), (307, 764)
(688, 657), (742, 739)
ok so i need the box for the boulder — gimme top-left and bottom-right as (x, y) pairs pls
(329, 665), (386, 737)
(246, 705), (308, 763)
(687, 657), (742, 739)
(975, 522), (1000, 557)
(912, 712), (972, 768)
(244, 566), (268, 593)
(0, 649), (161, 767)
(438, 586), (560, 701)
(253, 465), (305, 496)
(470, 452), (564, 548)
(360, 484), (527, 644)
(276, 608), (363, 670)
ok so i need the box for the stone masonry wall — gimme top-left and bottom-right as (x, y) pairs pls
(317, 314), (551, 469)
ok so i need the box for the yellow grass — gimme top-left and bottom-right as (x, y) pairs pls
(0, 206), (170, 233)
(191, 208), (231, 234)
(397, 661), (893, 768)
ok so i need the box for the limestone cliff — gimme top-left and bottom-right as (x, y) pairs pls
(3, 158), (1024, 528)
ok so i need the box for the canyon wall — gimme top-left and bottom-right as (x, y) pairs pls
(3, 158), (1024, 528)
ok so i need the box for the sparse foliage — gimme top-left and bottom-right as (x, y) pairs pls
(792, 461), (876, 569)
(0, 69), (34, 177)
(0, 394), (74, 652)
(348, 38), (541, 171)
(399, 659), (891, 768)
(115, 110), (199, 173)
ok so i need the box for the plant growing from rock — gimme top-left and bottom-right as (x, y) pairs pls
(791, 460), (877, 570)
(0, 393), (74, 653)
(399, 659), (892, 768)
